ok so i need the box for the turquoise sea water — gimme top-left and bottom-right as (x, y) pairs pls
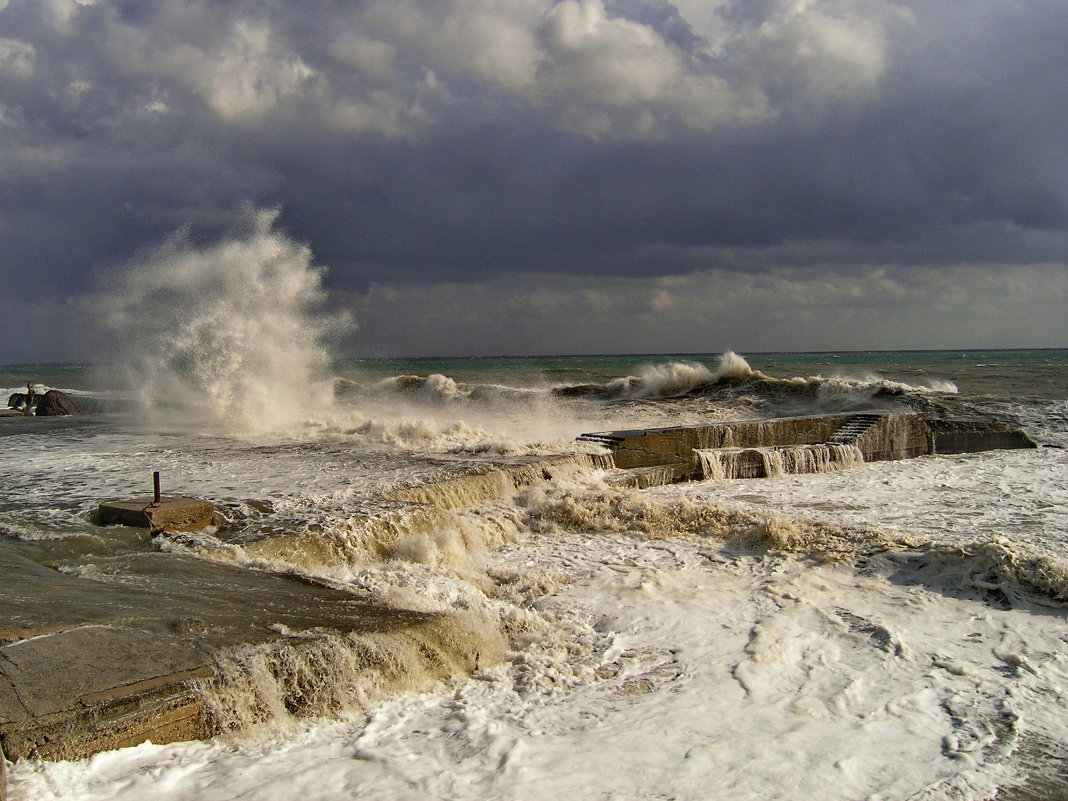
(10, 349), (1059, 397)
(332, 349), (1068, 399)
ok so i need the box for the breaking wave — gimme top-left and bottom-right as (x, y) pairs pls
(549, 352), (960, 416)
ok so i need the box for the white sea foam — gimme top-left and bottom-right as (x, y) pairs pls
(14, 484), (1068, 801)
(810, 373), (959, 396)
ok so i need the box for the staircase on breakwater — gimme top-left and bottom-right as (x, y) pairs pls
(581, 412), (1036, 486)
(826, 413), (883, 444)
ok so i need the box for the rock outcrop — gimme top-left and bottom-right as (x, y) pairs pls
(32, 390), (85, 416)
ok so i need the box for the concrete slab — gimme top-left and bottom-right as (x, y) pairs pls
(2, 453), (603, 765)
(97, 497), (215, 532)
(0, 538), (435, 760)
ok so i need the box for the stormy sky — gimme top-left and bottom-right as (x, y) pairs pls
(1, 0), (1066, 361)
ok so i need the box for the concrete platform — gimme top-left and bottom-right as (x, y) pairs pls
(97, 497), (215, 533)
(579, 412), (1036, 481)
(1, 454), (599, 767)
(0, 541), (437, 761)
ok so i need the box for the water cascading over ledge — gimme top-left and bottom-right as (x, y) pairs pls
(578, 412), (1036, 484)
(696, 443), (866, 481)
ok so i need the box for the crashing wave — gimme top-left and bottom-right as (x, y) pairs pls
(552, 351), (960, 416)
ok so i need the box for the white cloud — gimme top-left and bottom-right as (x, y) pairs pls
(0, 0), (1065, 367)
(739, 0), (914, 104)
(0, 37), (35, 79)
(540, 0), (682, 105)
(194, 21), (316, 119)
(0, 0), (916, 140)
(361, 0), (543, 93)
(328, 33), (398, 82)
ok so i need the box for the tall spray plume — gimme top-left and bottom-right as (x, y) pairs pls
(103, 209), (347, 434)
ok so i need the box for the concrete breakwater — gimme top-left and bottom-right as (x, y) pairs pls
(0, 453), (606, 768)
(0, 415), (1035, 775)
(579, 412), (1036, 483)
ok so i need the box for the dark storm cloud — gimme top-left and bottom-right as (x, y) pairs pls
(1, 0), (1067, 357)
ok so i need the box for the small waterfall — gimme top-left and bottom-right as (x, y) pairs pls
(697, 444), (864, 481)
(698, 451), (726, 481)
(760, 448), (784, 477)
(390, 453), (613, 510)
(197, 609), (506, 735)
(696, 449), (763, 480)
(768, 443), (865, 476)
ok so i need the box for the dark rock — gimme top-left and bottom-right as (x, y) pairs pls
(552, 383), (607, 398)
(33, 390), (85, 416)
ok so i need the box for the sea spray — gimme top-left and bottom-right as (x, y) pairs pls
(101, 208), (347, 434)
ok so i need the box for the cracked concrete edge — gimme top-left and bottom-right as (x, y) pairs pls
(0, 670), (211, 762)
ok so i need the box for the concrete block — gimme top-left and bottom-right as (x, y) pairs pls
(925, 420), (1037, 454)
(97, 497), (215, 532)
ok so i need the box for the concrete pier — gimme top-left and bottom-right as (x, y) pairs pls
(0, 424), (1038, 772)
(579, 412), (1036, 483)
(0, 538), (461, 761)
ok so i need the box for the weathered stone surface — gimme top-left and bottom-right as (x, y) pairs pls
(580, 414), (860, 477)
(387, 453), (613, 509)
(1, 453), (609, 768)
(852, 414), (932, 462)
(0, 627), (212, 760)
(97, 497), (215, 532)
(604, 464), (687, 489)
(33, 390), (84, 417)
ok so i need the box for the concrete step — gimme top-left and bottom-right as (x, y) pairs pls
(827, 414), (884, 444)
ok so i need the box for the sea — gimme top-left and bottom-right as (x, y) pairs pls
(1, 345), (1066, 801)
